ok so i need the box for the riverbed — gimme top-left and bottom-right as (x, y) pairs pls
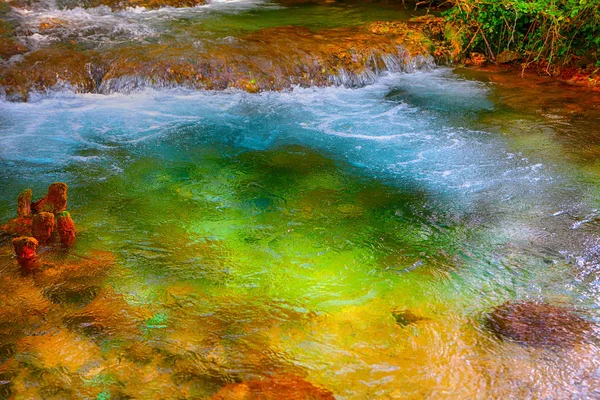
(1, 1), (600, 399)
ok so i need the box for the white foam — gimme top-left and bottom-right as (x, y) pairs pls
(12, 0), (269, 47)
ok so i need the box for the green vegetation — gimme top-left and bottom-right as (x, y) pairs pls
(441, 0), (600, 66)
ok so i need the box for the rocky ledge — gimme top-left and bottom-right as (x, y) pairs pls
(0, 21), (449, 100)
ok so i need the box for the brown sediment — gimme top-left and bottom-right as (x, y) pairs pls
(211, 375), (335, 400)
(35, 250), (114, 304)
(37, 17), (66, 32)
(485, 301), (592, 348)
(0, 36), (27, 59)
(1, 217), (32, 237)
(15, 329), (103, 373)
(1, 22), (435, 99)
(0, 275), (51, 341)
(464, 60), (600, 92)
(8, 0), (206, 10)
(56, 212), (76, 247)
(21, 0), (206, 10)
(63, 289), (150, 338)
(31, 212), (55, 243)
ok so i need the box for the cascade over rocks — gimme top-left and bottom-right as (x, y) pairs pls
(1, 23), (436, 100)
(0, 3), (28, 60)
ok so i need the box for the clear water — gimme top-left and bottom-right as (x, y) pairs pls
(2, 2), (600, 399)
(2, 67), (600, 398)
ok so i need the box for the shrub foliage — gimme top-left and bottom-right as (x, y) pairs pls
(443, 0), (600, 65)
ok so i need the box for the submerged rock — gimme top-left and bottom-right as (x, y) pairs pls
(0, 275), (51, 340)
(392, 309), (424, 327)
(62, 289), (149, 338)
(212, 376), (335, 400)
(36, 250), (114, 304)
(31, 212), (55, 243)
(485, 301), (592, 348)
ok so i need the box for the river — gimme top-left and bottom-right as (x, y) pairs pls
(1, 1), (600, 399)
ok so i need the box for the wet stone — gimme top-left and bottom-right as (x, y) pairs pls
(31, 212), (55, 243)
(56, 212), (76, 247)
(1, 217), (32, 237)
(32, 182), (68, 213)
(17, 189), (32, 218)
(11, 236), (37, 260)
(485, 301), (593, 348)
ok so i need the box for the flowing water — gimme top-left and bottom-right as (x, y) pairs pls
(1, 1), (600, 399)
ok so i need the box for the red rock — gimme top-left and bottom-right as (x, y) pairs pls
(56, 211), (76, 247)
(12, 236), (38, 260)
(17, 189), (32, 217)
(32, 212), (55, 243)
(212, 376), (335, 400)
(32, 182), (68, 213)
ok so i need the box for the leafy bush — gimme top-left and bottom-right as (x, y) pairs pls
(443, 0), (600, 65)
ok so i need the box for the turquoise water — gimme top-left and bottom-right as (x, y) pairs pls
(1, 66), (600, 398)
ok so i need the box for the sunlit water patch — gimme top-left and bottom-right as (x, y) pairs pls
(1, 69), (600, 398)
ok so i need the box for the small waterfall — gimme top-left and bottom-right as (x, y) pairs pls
(1, 0), (438, 98)
(328, 47), (435, 88)
(92, 45), (436, 95)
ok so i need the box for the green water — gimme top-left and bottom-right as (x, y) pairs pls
(164, 2), (422, 40)
(2, 0), (600, 398)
